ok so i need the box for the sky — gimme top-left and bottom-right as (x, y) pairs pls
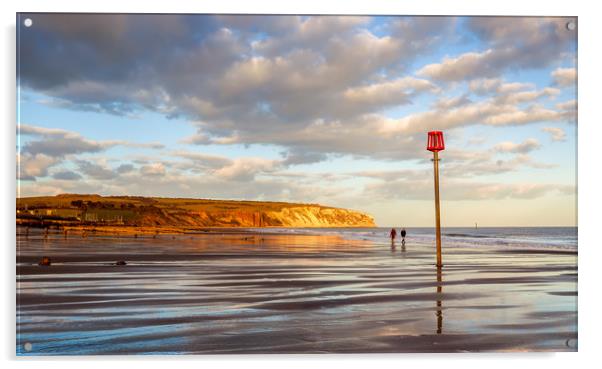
(16, 14), (577, 227)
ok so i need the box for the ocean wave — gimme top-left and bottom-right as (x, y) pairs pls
(444, 233), (490, 239)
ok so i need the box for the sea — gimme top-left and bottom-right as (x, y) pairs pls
(265, 226), (578, 251)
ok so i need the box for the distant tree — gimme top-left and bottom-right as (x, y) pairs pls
(87, 201), (102, 208)
(71, 200), (84, 208)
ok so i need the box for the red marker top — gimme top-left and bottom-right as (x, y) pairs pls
(427, 131), (445, 152)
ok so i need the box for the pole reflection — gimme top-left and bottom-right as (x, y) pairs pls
(436, 266), (443, 334)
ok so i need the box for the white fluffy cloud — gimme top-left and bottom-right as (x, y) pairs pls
(17, 153), (59, 181)
(493, 139), (541, 154)
(17, 124), (165, 181)
(19, 124), (113, 157)
(541, 127), (567, 142)
(213, 158), (281, 182)
(552, 67), (577, 87)
(379, 97), (571, 136)
(140, 163), (167, 177)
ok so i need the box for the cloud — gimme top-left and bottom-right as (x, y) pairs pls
(281, 150), (329, 166)
(496, 88), (560, 105)
(19, 15), (576, 165)
(467, 136), (487, 146)
(51, 170), (83, 180)
(17, 153), (59, 181)
(342, 77), (440, 114)
(19, 124), (77, 137)
(19, 15), (456, 162)
(365, 178), (573, 201)
(21, 14), (446, 123)
(140, 163), (166, 177)
(432, 94), (472, 110)
(541, 127), (567, 142)
(37, 81), (140, 116)
(249, 16), (370, 57)
(436, 82), (558, 107)
(18, 164), (355, 206)
(120, 142), (165, 150)
(443, 154), (556, 178)
(493, 138), (541, 154)
(171, 150), (234, 170)
(551, 67), (577, 87)
(213, 158), (281, 181)
(380, 97), (571, 136)
(17, 124), (167, 181)
(19, 14), (214, 90)
(418, 17), (575, 82)
(351, 145), (554, 182)
(116, 163), (136, 174)
(352, 169), (425, 181)
(75, 160), (119, 180)
(179, 129), (212, 145)
(556, 99), (576, 111)
(19, 124), (114, 157)
(23, 135), (110, 157)
(553, 99), (577, 124)
(19, 123), (164, 160)
(419, 50), (497, 81)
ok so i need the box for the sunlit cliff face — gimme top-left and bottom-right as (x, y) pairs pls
(16, 195), (376, 228)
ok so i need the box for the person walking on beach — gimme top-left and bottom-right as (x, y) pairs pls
(390, 228), (397, 242)
(400, 228), (407, 245)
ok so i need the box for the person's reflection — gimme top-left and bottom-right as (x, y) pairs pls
(436, 266), (443, 334)
(401, 239), (406, 253)
(390, 240), (396, 253)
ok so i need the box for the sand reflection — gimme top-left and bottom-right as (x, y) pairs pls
(436, 267), (443, 334)
(16, 227), (577, 354)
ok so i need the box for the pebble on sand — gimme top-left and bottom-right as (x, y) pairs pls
(115, 260), (127, 266)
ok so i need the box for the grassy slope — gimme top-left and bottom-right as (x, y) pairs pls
(17, 194), (332, 211)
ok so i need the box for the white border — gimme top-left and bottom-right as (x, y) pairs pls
(3, 1), (600, 368)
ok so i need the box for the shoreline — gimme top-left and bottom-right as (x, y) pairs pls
(16, 223), (373, 236)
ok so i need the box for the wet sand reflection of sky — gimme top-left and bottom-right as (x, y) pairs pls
(17, 228), (577, 354)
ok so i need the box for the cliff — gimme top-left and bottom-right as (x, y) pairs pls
(16, 194), (376, 228)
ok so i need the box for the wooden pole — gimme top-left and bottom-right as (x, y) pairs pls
(433, 151), (442, 267)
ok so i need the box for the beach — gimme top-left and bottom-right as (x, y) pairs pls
(16, 227), (577, 354)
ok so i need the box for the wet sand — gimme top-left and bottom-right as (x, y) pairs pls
(16, 228), (577, 354)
